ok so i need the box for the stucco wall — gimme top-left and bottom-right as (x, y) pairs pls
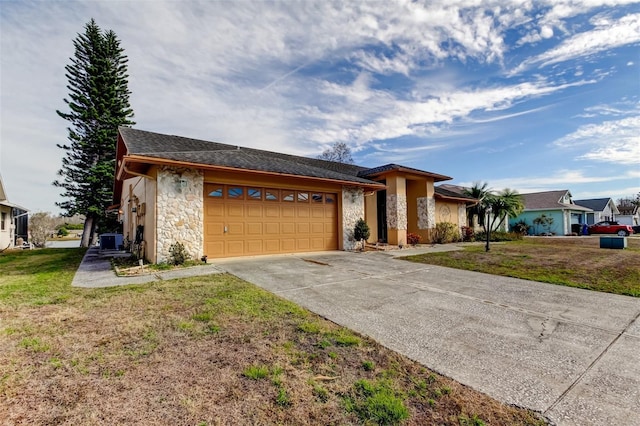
(510, 211), (565, 235)
(0, 205), (13, 248)
(342, 186), (365, 250)
(156, 167), (204, 263)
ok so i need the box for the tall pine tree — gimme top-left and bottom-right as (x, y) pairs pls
(55, 19), (134, 247)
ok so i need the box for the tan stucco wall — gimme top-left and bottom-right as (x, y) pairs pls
(364, 191), (378, 243)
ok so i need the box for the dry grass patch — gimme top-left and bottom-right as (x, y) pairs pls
(1, 249), (546, 425)
(405, 237), (640, 296)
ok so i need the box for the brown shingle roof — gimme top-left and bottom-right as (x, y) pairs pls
(521, 190), (592, 212)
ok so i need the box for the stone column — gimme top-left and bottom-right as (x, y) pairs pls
(417, 197), (436, 231)
(156, 167), (204, 263)
(385, 175), (407, 245)
(342, 186), (364, 250)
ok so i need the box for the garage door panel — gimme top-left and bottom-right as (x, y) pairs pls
(265, 223), (279, 234)
(228, 222), (244, 235)
(281, 222), (295, 234)
(206, 203), (224, 217)
(226, 240), (244, 256)
(205, 222), (224, 236)
(265, 206), (280, 217)
(264, 239), (280, 252)
(311, 238), (325, 250)
(204, 185), (337, 258)
(297, 239), (310, 250)
(206, 241), (224, 257)
(247, 205), (262, 217)
(227, 205), (244, 217)
(247, 222), (262, 235)
(281, 239), (295, 251)
(281, 206), (295, 217)
(246, 240), (263, 254)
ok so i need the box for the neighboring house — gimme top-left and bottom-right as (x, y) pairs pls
(508, 190), (592, 236)
(113, 127), (470, 262)
(433, 186), (479, 231)
(574, 198), (620, 224)
(437, 184), (506, 232)
(0, 174), (29, 249)
(616, 202), (639, 226)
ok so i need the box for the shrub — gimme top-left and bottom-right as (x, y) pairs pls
(353, 218), (370, 242)
(512, 220), (530, 235)
(461, 226), (475, 242)
(431, 222), (460, 244)
(406, 232), (421, 245)
(56, 227), (69, 237)
(168, 242), (190, 265)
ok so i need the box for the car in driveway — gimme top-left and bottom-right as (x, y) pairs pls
(588, 221), (634, 236)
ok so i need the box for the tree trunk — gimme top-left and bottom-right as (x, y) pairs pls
(90, 220), (99, 246)
(80, 216), (94, 248)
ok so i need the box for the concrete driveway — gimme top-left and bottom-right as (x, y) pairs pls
(214, 250), (640, 426)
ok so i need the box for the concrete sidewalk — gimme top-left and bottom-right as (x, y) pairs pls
(214, 250), (640, 426)
(71, 247), (224, 288)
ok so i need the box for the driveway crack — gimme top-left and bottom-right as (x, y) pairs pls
(544, 308), (640, 416)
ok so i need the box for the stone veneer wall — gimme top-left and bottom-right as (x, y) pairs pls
(417, 196), (435, 229)
(156, 167), (204, 263)
(386, 194), (407, 230)
(458, 204), (466, 228)
(342, 186), (364, 250)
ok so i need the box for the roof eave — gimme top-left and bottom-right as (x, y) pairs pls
(120, 155), (386, 190)
(363, 167), (452, 182)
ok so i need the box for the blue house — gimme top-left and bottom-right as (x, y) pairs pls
(509, 190), (592, 236)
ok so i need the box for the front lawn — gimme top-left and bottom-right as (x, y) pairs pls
(404, 237), (640, 297)
(0, 248), (545, 425)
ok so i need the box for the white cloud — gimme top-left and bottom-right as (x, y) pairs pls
(511, 12), (640, 74)
(553, 116), (640, 165)
(2, 0), (639, 213)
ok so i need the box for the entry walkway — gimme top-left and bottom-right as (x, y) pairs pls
(71, 247), (224, 288)
(213, 250), (640, 426)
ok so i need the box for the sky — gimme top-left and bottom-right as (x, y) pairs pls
(1, 0), (639, 215)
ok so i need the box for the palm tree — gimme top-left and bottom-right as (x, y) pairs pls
(463, 182), (492, 229)
(489, 188), (524, 231)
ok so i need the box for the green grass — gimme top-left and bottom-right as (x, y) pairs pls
(0, 248), (86, 306)
(0, 248), (546, 425)
(404, 238), (640, 297)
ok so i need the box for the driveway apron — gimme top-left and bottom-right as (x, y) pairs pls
(215, 250), (640, 426)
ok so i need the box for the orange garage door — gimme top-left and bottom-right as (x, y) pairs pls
(204, 184), (338, 258)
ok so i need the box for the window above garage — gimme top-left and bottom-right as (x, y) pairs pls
(206, 184), (336, 205)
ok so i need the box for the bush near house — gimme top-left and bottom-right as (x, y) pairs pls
(431, 222), (461, 244)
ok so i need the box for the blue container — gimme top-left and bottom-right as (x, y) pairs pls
(600, 237), (627, 249)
